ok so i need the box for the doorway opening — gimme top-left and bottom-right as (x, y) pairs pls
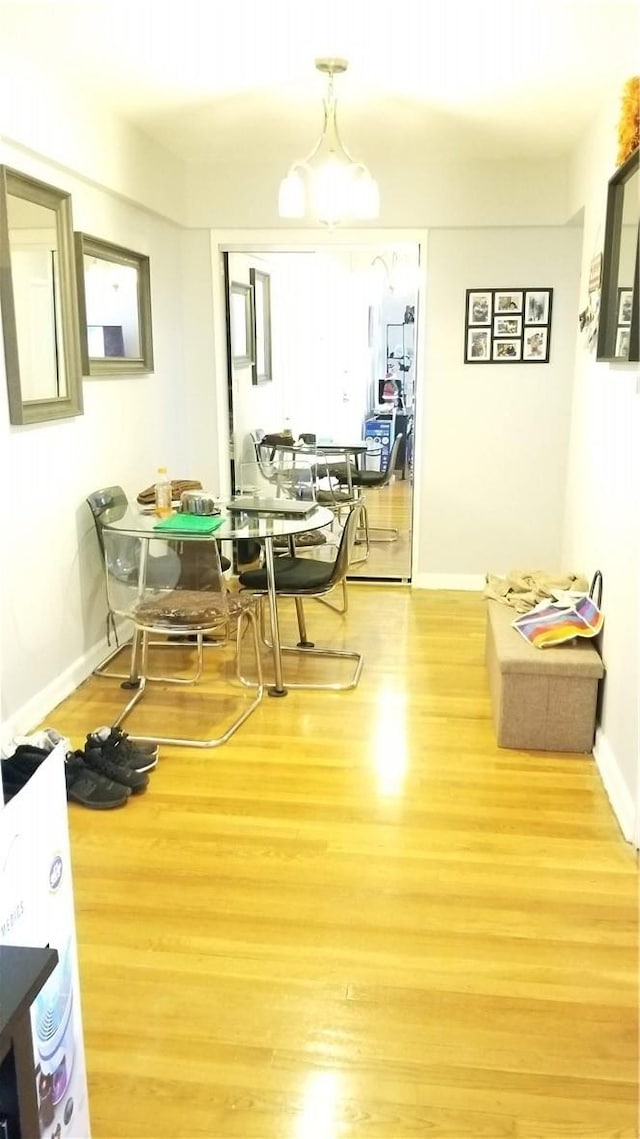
(223, 244), (420, 582)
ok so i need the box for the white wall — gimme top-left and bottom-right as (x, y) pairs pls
(418, 226), (582, 586)
(187, 155), (570, 229)
(0, 51), (185, 223)
(0, 142), (216, 743)
(563, 99), (639, 842)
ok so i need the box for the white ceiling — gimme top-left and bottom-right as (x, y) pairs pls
(2, 0), (638, 165)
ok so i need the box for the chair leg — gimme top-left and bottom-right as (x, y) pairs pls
(237, 595), (363, 692)
(93, 638), (136, 679)
(350, 500), (370, 565)
(358, 497), (399, 543)
(365, 523), (399, 542)
(94, 620), (214, 686)
(112, 613), (264, 749)
(314, 577), (348, 615)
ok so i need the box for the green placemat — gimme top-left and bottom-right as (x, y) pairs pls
(153, 513), (224, 534)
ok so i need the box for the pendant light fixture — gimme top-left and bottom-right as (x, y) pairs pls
(278, 58), (379, 226)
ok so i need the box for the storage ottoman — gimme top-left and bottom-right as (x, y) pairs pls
(485, 600), (604, 752)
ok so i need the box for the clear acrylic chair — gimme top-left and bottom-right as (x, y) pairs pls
(103, 529), (263, 748)
(86, 485), (231, 683)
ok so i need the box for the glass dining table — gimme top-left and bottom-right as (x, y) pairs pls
(103, 501), (334, 696)
(262, 440), (369, 490)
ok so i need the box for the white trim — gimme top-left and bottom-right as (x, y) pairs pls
(0, 632), (131, 751)
(413, 573), (485, 591)
(210, 226), (429, 581)
(211, 228), (427, 252)
(593, 727), (637, 845)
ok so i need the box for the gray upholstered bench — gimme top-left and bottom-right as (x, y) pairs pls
(485, 599), (604, 752)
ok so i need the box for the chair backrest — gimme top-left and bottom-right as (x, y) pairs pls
(250, 430), (280, 485)
(86, 485), (129, 556)
(328, 505), (362, 586)
(272, 452), (316, 502)
(379, 433), (404, 486)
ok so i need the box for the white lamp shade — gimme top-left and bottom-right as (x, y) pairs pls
(310, 156), (353, 226)
(278, 171), (305, 218)
(352, 172), (380, 220)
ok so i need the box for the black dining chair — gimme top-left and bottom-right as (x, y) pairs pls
(335, 433), (404, 543)
(236, 504), (364, 691)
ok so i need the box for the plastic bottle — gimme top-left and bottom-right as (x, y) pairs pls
(154, 466), (172, 517)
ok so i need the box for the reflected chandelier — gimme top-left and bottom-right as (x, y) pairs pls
(278, 58), (379, 227)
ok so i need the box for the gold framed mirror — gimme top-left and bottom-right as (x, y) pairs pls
(74, 233), (154, 376)
(0, 166), (84, 425)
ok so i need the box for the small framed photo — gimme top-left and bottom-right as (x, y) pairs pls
(523, 327), (549, 361)
(229, 282), (253, 367)
(492, 338), (521, 361)
(494, 315), (522, 337)
(467, 291), (492, 325)
(615, 326), (630, 358)
(525, 290), (551, 324)
(494, 291), (523, 314)
(466, 327), (491, 360)
(617, 287), (633, 325)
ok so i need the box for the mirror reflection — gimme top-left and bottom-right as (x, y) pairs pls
(7, 194), (67, 400)
(596, 147), (639, 363)
(75, 234), (154, 375)
(225, 247), (419, 583)
(0, 165), (83, 425)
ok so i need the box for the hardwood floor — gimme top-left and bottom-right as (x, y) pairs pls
(46, 589), (637, 1138)
(347, 475), (412, 581)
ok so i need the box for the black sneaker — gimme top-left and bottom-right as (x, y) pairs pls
(86, 726), (158, 773)
(64, 751), (131, 809)
(1, 745), (49, 802)
(1, 747), (131, 810)
(82, 745), (150, 794)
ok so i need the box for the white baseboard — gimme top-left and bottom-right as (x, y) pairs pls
(593, 728), (637, 846)
(412, 573), (485, 591)
(0, 625), (132, 750)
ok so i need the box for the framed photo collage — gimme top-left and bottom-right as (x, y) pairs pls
(464, 288), (553, 364)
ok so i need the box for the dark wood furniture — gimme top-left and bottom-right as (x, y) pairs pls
(0, 945), (58, 1138)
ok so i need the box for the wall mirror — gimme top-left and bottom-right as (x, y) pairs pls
(74, 233), (154, 376)
(596, 147), (639, 363)
(249, 268), (272, 385)
(0, 166), (84, 425)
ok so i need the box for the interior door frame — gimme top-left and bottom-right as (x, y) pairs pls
(210, 228), (428, 584)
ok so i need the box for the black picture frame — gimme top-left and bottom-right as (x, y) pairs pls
(249, 267), (272, 385)
(596, 147), (639, 363)
(464, 288), (553, 363)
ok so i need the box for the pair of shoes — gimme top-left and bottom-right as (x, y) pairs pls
(65, 750), (133, 808)
(1, 746), (131, 809)
(82, 727), (153, 794)
(85, 726), (158, 773)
